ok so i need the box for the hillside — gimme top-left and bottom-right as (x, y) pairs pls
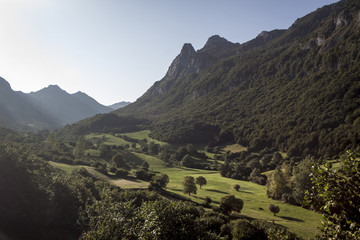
(28, 85), (112, 125)
(0, 77), (59, 130)
(108, 101), (131, 110)
(112, 0), (360, 158)
(0, 78), (114, 130)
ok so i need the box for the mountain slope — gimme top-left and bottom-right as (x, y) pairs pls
(0, 78), (115, 130)
(0, 77), (59, 129)
(113, 0), (360, 157)
(27, 85), (112, 125)
(108, 101), (131, 110)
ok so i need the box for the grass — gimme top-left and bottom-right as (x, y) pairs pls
(86, 133), (131, 146)
(59, 130), (322, 239)
(122, 130), (170, 147)
(49, 161), (85, 174)
(126, 151), (322, 239)
(222, 144), (247, 153)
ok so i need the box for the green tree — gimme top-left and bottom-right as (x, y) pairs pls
(142, 161), (149, 170)
(180, 154), (192, 167)
(195, 176), (207, 189)
(152, 174), (169, 188)
(268, 204), (280, 216)
(148, 142), (160, 155)
(220, 194), (244, 215)
(234, 184), (240, 191)
(73, 136), (85, 159)
(306, 151), (360, 239)
(266, 166), (290, 200)
(231, 220), (267, 240)
(292, 156), (314, 204)
(111, 153), (130, 170)
(183, 176), (197, 196)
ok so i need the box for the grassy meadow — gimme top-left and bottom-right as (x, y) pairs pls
(50, 131), (322, 239)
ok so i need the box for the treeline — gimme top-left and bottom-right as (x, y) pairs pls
(0, 140), (300, 240)
(54, 113), (150, 141)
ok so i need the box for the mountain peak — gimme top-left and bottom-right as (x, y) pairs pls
(180, 43), (196, 55)
(0, 76), (12, 91)
(203, 35), (231, 49)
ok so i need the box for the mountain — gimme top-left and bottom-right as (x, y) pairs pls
(27, 85), (112, 125)
(0, 77), (59, 129)
(108, 101), (131, 110)
(61, 0), (360, 158)
(0, 78), (114, 130)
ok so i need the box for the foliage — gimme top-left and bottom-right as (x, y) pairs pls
(112, 0), (360, 160)
(195, 176), (207, 189)
(292, 156), (315, 205)
(306, 151), (360, 239)
(220, 194), (244, 215)
(111, 153), (130, 170)
(234, 184), (240, 191)
(231, 220), (267, 240)
(81, 196), (219, 240)
(135, 169), (156, 181)
(266, 166), (291, 200)
(183, 176), (197, 196)
(269, 204), (280, 216)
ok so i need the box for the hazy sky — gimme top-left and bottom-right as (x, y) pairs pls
(0, 0), (338, 105)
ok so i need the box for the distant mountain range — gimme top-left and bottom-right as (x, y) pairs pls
(108, 101), (131, 110)
(62, 0), (360, 158)
(0, 77), (129, 130)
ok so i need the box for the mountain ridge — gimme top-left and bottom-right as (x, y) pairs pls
(0, 79), (118, 130)
(111, 0), (360, 157)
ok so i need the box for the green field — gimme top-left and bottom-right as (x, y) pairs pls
(128, 152), (321, 239)
(51, 131), (322, 239)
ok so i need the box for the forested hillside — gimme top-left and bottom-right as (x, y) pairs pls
(113, 0), (360, 158)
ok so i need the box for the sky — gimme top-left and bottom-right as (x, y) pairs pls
(0, 0), (339, 105)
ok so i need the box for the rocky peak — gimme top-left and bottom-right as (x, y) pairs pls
(203, 35), (230, 49)
(180, 43), (196, 56)
(164, 43), (199, 80)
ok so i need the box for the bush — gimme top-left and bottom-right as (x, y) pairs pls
(231, 220), (267, 240)
(268, 204), (280, 216)
(115, 169), (129, 178)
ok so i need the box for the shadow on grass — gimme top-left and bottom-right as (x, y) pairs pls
(238, 190), (253, 194)
(170, 188), (182, 192)
(279, 216), (304, 222)
(205, 189), (229, 194)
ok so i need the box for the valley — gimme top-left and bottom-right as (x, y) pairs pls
(0, 0), (359, 239)
(50, 130), (322, 239)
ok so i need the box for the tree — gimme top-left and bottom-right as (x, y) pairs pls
(73, 136), (85, 159)
(195, 176), (207, 189)
(141, 161), (149, 170)
(152, 174), (169, 188)
(220, 194), (244, 215)
(180, 154), (192, 167)
(231, 220), (267, 240)
(183, 176), (197, 196)
(148, 142), (160, 155)
(306, 151), (360, 239)
(268, 204), (280, 216)
(234, 184), (240, 191)
(111, 153), (130, 170)
(204, 196), (212, 207)
(266, 166), (290, 200)
(249, 168), (261, 180)
(292, 156), (314, 204)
